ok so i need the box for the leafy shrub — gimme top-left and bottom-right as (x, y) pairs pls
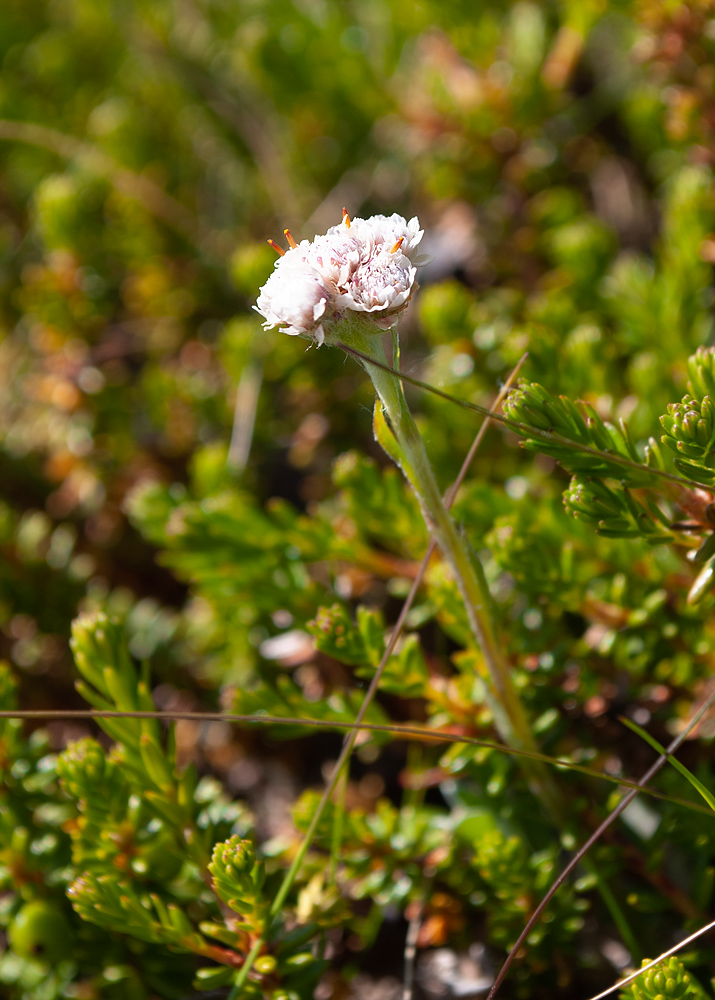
(3, 3), (715, 999)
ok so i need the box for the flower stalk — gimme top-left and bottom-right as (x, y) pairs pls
(332, 317), (562, 817)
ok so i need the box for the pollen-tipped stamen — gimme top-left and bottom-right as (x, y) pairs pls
(267, 239), (285, 256)
(390, 237), (404, 253)
(284, 229), (298, 250)
(342, 208), (351, 228)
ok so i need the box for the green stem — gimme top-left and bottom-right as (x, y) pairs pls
(586, 858), (640, 963)
(328, 761), (347, 884)
(228, 937), (263, 998)
(403, 742), (426, 810)
(336, 319), (562, 818)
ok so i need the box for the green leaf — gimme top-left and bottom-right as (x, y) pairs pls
(194, 965), (236, 990)
(621, 718), (715, 813)
(373, 398), (409, 473)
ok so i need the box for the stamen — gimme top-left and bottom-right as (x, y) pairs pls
(390, 237), (404, 253)
(284, 229), (298, 249)
(342, 207), (351, 228)
(267, 239), (285, 256)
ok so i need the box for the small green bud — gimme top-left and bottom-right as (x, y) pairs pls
(211, 835), (255, 875)
(624, 956), (695, 1000)
(660, 394), (715, 477)
(208, 835), (268, 930)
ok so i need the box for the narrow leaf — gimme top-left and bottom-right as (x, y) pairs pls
(621, 717), (715, 813)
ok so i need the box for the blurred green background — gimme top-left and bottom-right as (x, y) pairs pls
(2, 0), (714, 696)
(3, 0), (715, 996)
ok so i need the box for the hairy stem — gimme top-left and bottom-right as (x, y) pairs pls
(336, 320), (561, 817)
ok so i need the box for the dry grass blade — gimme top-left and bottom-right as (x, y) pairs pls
(486, 685), (715, 1000)
(0, 709), (710, 816)
(227, 360), (263, 473)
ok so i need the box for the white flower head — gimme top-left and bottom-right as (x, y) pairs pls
(254, 211), (424, 345)
(327, 211), (424, 260)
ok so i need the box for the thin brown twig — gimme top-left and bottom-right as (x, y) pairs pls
(1, 709), (710, 817)
(486, 684), (715, 1000)
(403, 900), (425, 1000)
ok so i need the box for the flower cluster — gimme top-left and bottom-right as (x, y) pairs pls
(254, 212), (424, 345)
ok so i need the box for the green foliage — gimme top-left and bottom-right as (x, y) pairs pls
(472, 830), (588, 957)
(659, 347), (715, 486)
(661, 394), (715, 483)
(291, 793), (453, 909)
(55, 614), (328, 998)
(563, 476), (672, 542)
(503, 380), (658, 485)
(488, 501), (586, 600)
(206, 837), (327, 997)
(69, 614), (203, 838)
(67, 872), (204, 950)
(622, 957), (697, 1000)
(6, 1), (715, 997)
(308, 603), (430, 697)
(209, 836), (268, 932)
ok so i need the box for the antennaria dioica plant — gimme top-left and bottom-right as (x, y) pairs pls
(6, 3), (715, 1000)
